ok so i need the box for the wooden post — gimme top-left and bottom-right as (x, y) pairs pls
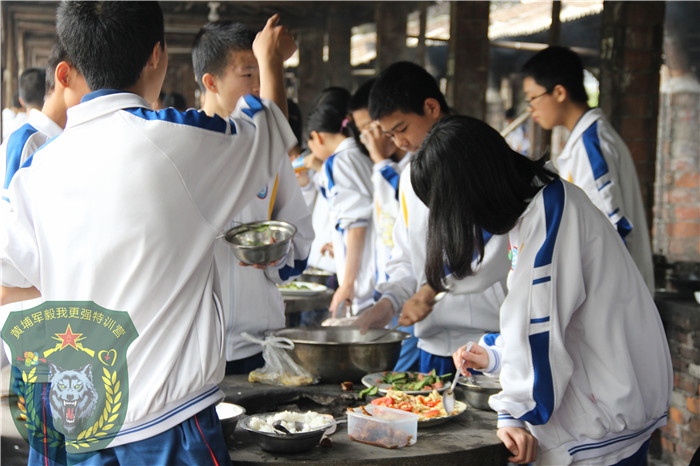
(296, 28), (326, 119)
(375, 3), (408, 73)
(327, 5), (353, 91)
(445, 1), (490, 118)
(599, 1), (665, 225)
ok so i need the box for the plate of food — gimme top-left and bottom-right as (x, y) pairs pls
(278, 281), (328, 297)
(361, 370), (451, 395)
(360, 389), (467, 428)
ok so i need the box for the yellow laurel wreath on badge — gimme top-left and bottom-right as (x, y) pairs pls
(17, 367), (63, 448)
(67, 367), (122, 450)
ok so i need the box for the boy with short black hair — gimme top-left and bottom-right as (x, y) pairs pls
(522, 46), (654, 292)
(2, 41), (90, 189)
(192, 19), (313, 375)
(1, 1), (296, 463)
(18, 68), (46, 112)
(356, 61), (509, 376)
(348, 78), (418, 371)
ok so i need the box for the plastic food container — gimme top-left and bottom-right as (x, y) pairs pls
(346, 405), (418, 449)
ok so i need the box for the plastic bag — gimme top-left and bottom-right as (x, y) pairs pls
(242, 332), (317, 386)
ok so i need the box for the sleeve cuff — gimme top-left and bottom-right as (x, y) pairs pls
(376, 292), (399, 315)
(483, 344), (501, 374)
(496, 414), (527, 429)
(372, 159), (393, 171)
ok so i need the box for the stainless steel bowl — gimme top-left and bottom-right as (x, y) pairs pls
(456, 375), (501, 411)
(223, 221), (296, 266)
(239, 413), (333, 453)
(271, 327), (410, 383)
(299, 266), (334, 285)
(215, 402), (246, 440)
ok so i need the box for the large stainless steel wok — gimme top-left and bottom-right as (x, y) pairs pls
(271, 327), (410, 383)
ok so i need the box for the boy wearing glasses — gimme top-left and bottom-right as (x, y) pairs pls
(522, 46), (654, 292)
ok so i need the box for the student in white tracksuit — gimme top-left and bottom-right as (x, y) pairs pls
(299, 166), (336, 275)
(3, 42), (89, 190)
(355, 61), (509, 375)
(411, 115), (671, 465)
(2, 6), (296, 462)
(318, 137), (375, 314)
(553, 108), (654, 292)
(306, 98), (375, 315)
(193, 20), (314, 373)
(522, 46), (654, 292)
(215, 157), (313, 372)
(348, 78), (419, 371)
(376, 165), (508, 371)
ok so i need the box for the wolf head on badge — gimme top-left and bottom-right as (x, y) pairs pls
(48, 362), (98, 433)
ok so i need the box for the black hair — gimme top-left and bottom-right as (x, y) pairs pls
(19, 68), (46, 108)
(411, 115), (557, 291)
(56, 1), (165, 91)
(304, 87), (351, 141)
(347, 80), (378, 156)
(522, 46), (589, 105)
(305, 101), (350, 142)
(505, 107), (517, 120)
(11, 91), (22, 109)
(311, 87), (351, 112)
(45, 41), (70, 93)
(369, 61), (449, 121)
(348, 78), (375, 113)
(191, 21), (256, 94)
(287, 98), (303, 145)
(162, 92), (187, 111)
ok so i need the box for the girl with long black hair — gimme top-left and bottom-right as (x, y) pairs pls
(411, 115), (672, 465)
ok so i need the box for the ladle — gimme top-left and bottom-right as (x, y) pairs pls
(368, 323), (400, 342)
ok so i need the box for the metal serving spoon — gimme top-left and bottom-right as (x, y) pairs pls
(443, 342), (473, 414)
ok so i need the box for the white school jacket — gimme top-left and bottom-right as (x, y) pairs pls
(553, 108), (654, 292)
(319, 138), (375, 313)
(2, 109), (62, 189)
(480, 179), (672, 465)
(301, 169), (336, 273)
(1, 90), (296, 446)
(214, 155), (314, 362)
(372, 155), (411, 287)
(376, 164), (510, 356)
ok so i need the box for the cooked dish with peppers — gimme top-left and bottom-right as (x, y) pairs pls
(369, 389), (460, 420)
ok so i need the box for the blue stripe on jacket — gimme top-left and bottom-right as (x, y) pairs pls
(279, 258), (309, 281)
(534, 179), (565, 268)
(521, 332), (555, 424)
(519, 179), (564, 425)
(582, 121), (609, 180)
(124, 107), (230, 134)
(324, 154), (337, 193)
(379, 165), (400, 200)
(4, 123), (38, 189)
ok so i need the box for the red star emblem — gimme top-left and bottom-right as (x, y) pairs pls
(54, 324), (83, 350)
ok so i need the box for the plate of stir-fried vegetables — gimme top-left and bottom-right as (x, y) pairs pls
(360, 370), (451, 395)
